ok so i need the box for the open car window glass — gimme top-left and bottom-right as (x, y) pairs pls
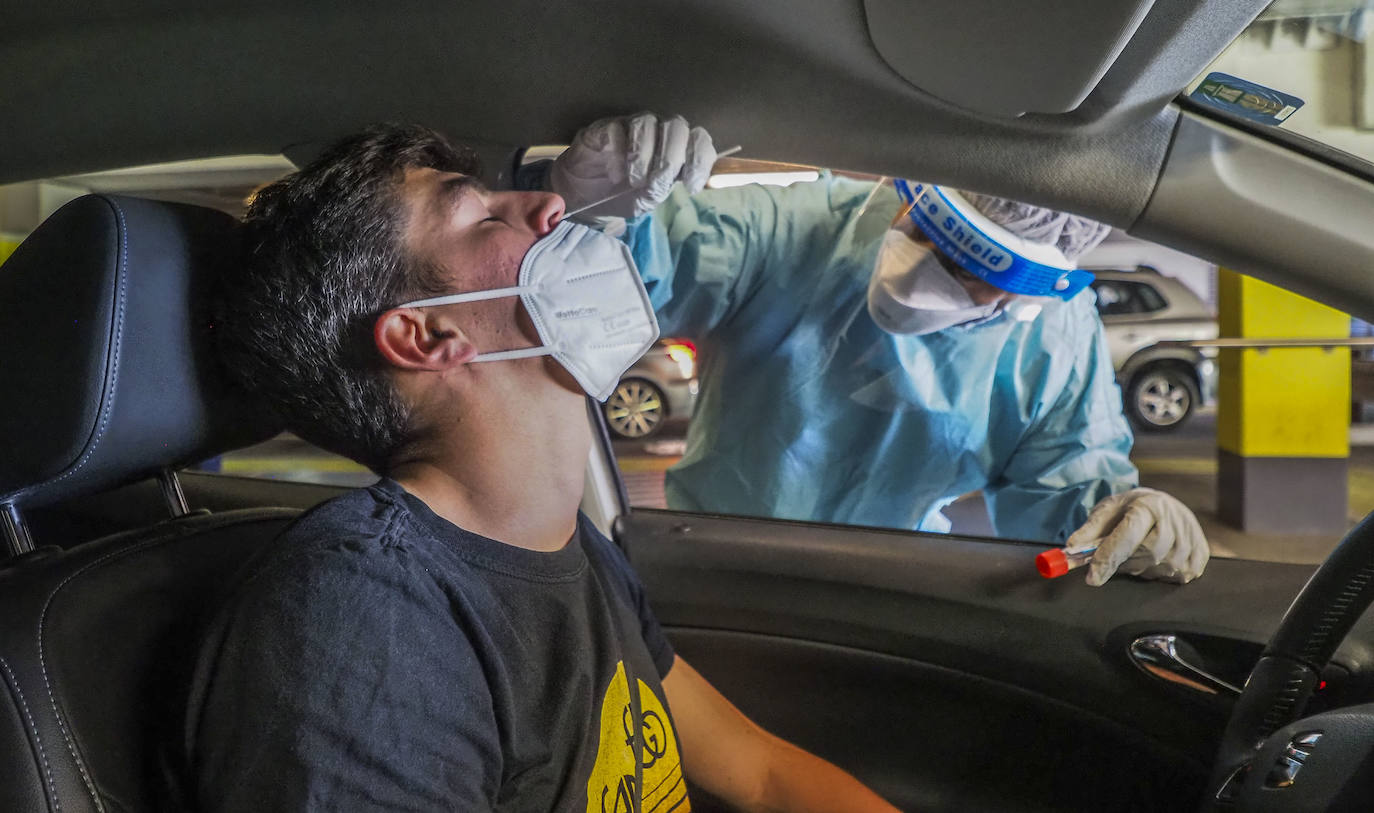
(610, 160), (1373, 569)
(1189, 1), (1374, 171)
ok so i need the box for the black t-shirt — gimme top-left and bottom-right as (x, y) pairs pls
(186, 478), (688, 812)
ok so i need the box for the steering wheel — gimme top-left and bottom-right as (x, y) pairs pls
(1204, 511), (1374, 811)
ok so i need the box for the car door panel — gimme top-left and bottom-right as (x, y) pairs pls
(617, 508), (1364, 811)
(674, 630), (1204, 812)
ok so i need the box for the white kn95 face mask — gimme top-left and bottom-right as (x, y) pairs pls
(396, 219), (659, 401)
(867, 230), (1003, 336)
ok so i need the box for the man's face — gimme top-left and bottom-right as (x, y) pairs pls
(400, 167), (566, 354)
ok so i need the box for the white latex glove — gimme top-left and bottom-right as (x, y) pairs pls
(1066, 488), (1210, 586)
(549, 112), (716, 219)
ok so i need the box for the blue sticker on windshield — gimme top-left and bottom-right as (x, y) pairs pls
(1190, 72), (1304, 126)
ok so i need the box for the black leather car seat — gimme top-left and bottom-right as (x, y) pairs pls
(0, 195), (294, 812)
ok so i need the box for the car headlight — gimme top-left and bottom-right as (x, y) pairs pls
(666, 341), (696, 379)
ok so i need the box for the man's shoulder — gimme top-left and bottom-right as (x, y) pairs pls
(284, 480), (408, 547)
(231, 481), (429, 598)
(201, 482), (473, 678)
(257, 483), (399, 561)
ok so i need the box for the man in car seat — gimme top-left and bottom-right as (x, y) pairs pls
(190, 123), (899, 812)
(533, 113), (1209, 587)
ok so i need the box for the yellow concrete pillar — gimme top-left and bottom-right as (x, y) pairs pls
(1216, 269), (1350, 532)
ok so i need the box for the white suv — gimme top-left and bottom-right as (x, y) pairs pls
(1088, 267), (1218, 431)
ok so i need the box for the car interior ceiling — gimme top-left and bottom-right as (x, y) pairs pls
(8, 1), (1373, 318)
(11, 1), (1374, 811)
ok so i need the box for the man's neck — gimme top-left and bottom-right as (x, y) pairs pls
(390, 384), (590, 552)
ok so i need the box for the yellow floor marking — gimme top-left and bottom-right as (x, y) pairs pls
(616, 456), (681, 473)
(1132, 457), (1219, 475)
(1348, 469), (1374, 518)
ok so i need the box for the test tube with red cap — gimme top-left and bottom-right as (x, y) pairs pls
(1035, 546), (1098, 579)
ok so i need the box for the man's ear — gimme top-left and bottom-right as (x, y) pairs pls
(374, 308), (478, 370)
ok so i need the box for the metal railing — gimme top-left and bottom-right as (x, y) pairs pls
(1159, 338), (1374, 351)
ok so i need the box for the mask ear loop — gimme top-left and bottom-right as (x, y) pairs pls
(396, 285), (529, 309)
(392, 287), (556, 362)
(469, 346), (554, 362)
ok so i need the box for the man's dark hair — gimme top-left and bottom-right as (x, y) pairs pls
(213, 123), (481, 471)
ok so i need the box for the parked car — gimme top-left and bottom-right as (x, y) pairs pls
(1088, 267), (1219, 431)
(604, 338), (699, 440)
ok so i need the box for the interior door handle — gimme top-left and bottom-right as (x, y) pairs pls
(1129, 634), (1242, 697)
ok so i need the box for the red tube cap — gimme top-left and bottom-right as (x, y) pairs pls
(1036, 549), (1070, 579)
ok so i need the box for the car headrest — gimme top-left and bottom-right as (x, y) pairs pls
(0, 195), (282, 509)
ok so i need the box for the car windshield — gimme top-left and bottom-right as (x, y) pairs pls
(1190, 0), (1374, 170)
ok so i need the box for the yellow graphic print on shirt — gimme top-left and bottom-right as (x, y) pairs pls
(586, 661), (690, 813)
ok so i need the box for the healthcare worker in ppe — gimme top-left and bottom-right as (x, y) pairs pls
(539, 113), (1210, 587)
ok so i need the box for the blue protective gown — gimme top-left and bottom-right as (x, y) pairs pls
(623, 173), (1139, 542)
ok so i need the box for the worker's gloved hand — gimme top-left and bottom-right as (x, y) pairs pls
(1066, 488), (1210, 586)
(550, 112), (716, 220)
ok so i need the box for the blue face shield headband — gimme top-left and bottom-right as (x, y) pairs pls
(892, 179), (1095, 300)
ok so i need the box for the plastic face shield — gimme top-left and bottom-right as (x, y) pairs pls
(891, 180), (1094, 300)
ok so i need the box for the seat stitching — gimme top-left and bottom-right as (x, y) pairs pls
(37, 513), (293, 812)
(0, 654), (60, 811)
(47, 195), (128, 489)
(33, 195), (131, 813)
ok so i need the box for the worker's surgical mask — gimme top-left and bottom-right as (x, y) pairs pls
(396, 219), (659, 401)
(867, 229), (1004, 336)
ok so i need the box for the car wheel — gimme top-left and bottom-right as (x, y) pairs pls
(604, 378), (667, 440)
(1127, 365), (1198, 432)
